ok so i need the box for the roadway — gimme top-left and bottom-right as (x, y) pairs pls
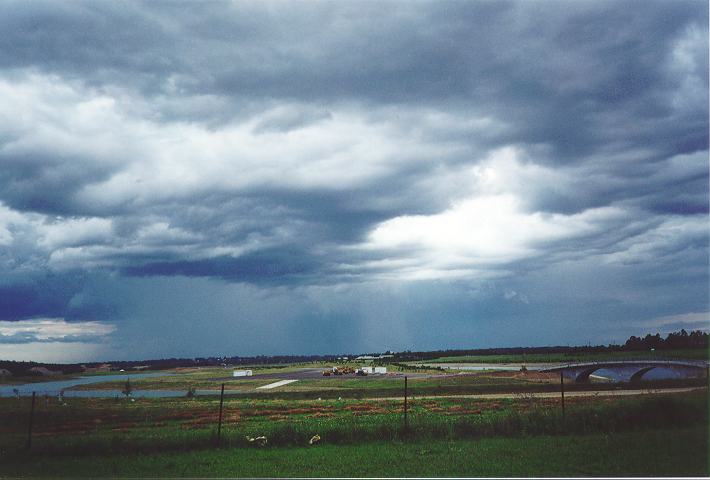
(368, 386), (707, 402)
(212, 367), (443, 382)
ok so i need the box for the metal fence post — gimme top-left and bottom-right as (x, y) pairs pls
(404, 376), (408, 433)
(26, 392), (36, 450)
(217, 383), (225, 444)
(560, 370), (565, 423)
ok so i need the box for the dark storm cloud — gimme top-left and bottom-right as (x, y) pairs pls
(6, 1), (706, 218)
(0, 276), (84, 321)
(2, 2), (704, 116)
(0, 0), (707, 360)
(0, 151), (115, 215)
(529, 151), (709, 216)
(0, 284), (68, 320)
(0, 1), (179, 90)
(122, 249), (320, 284)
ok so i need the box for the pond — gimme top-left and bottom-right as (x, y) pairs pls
(56, 388), (238, 398)
(0, 372), (190, 398)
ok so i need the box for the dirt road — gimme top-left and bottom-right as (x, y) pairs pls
(367, 386), (706, 402)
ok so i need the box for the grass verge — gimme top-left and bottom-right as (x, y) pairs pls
(1, 426), (706, 477)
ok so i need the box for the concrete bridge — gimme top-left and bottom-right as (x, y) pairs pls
(541, 360), (709, 383)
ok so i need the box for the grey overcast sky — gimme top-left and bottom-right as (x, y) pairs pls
(0, 0), (707, 362)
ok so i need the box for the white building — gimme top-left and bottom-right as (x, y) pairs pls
(356, 366), (388, 374)
(233, 369), (253, 377)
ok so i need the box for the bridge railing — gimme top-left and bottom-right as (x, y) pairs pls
(542, 358), (709, 371)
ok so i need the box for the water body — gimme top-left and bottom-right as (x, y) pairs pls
(591, 366), (689, 382)
(441, 365), (526, 371)
(0, 373), (176, 398)
(59, 388), (237, 399)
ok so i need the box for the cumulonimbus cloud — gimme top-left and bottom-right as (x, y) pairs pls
(0, 1), (706, 360)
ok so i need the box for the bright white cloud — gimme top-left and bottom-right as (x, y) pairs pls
(0, 203), (29, 246)
(362, 194), (629, 280)
(0, 73), (130, 167)
(358, 148), (639, 280)
(0, 318), (116, 341)
(667, 23), (708, 112)
(37, 217), (113, 250)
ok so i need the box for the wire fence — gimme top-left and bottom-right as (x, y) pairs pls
(2, 372), (708, 457)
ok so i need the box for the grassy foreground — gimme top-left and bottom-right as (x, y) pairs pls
(2, 426), (706, 477)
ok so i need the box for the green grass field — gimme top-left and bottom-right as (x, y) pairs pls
(1, 387), (706, 477)
(2, 427), (706, 477)
(61, 364), (538, 395)
(2, 390), (706, 452)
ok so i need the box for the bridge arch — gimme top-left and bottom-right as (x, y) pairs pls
(574, 367), (601, 383)
(544, 360), (708, 383)
(629, 366), (656, 382)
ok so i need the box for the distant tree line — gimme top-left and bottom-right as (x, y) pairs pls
(0, 360), (86, 377)
(622, 329), (708, 351)
(0, 354), (348, 377)
(390, 329), (709, 362)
